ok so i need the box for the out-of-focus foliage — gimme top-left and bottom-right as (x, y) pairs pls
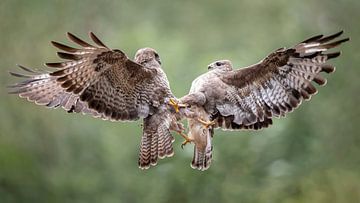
(0, 0), (359, 202)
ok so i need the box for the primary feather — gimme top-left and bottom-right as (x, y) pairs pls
(180, 31), (349, 170)
(9, 32), (179, 169)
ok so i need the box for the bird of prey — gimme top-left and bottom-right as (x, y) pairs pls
(8, 32), (189, 169)
(9, 31), (349, 171)
(178, 31), (349, 171)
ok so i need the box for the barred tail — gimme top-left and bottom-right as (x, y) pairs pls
(191, 145), (212, 171)
(138, 112), (174, 169)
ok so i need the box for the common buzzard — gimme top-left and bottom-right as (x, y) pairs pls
(179, 31), (349, 170)
(9, 31), (349, 171)
(8, 32), (188, 169)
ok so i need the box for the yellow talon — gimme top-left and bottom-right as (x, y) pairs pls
(197, 118), (215, 128)
(169, 98), (188, 113)
(176, 131), (193, 149)
(169, 98), (180, 112)
(181, 138), (193, 149)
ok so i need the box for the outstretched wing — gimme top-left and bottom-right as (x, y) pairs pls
(215, 31), (349, 130)
(9, 32), (170, 121)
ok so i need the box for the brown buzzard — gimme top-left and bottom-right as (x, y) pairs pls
(9, 31), (349, 171)
(179, 31), (349, 170)
(8, 32), (188, 169)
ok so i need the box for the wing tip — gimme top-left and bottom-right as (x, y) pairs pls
(45, 62), (64, 68)
(301, 30), (349, 45)
(302, 34), (324, 43)
(66, 32), (94, 48)
(66, 32), (75, 39)
(57, 52), (80, 60)
(9, 71), (30, 78)
(326, 51), (341, 59)
(88, 31), (108, 48)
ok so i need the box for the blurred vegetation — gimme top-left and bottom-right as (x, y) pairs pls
(0, 0), (359, 202)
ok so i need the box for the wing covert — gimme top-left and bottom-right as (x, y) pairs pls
(216, 31), (349, 129)
(9, 32), (171, 121)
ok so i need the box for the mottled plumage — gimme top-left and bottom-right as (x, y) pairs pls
(180, 31), (349, 170)
(8, 32), (180, 169)
(8, 31), (349, 171)
(187, 107), (213, 170)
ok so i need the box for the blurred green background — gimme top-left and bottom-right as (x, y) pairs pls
(1, 0), (359, 202)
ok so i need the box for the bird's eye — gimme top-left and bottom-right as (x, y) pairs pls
(154, 53), (161, 65)
(215, 62), (222, 66)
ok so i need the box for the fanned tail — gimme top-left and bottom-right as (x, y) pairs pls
(138, 109), (174, 169)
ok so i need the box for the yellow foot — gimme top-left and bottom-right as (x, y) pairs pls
(181, 138), (193, 149)
(176, 131), (193, 149)
(169, 98), (188, 113)
(197, 118), (215, 128)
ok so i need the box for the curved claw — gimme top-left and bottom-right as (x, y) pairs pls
(198, 118), (215, 128)
(176, 131), (193, 149)
(181, 138), (193, 149)
(169, 98), (180, 112)
(169, 98), (188, 113)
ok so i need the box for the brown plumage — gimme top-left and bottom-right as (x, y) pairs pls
(8, 31), (349, 171)
(8, 32), (181, 169)
(180, 31), (349, 171)
(188, 107), (213, 171)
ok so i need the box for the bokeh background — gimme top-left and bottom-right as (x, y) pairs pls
(1, 0), (359, 202)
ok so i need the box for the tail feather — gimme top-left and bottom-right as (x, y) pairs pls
(138, 133), (152, 169)
(150, 131), (159, 165)
(157, 125), (175, 159)
(138, 112), (174, 169)
(191, 145), (213, 171)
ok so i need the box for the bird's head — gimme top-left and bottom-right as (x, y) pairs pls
(207, 60), (233, 71)
(134, 47), (161, 67)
